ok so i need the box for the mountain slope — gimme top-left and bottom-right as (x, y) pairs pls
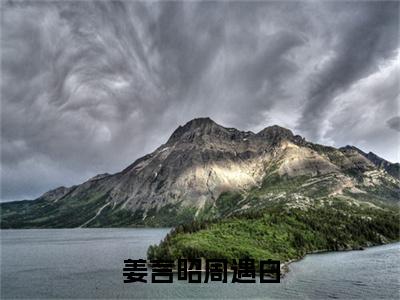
(1, 118), (399, 228)
(147, 199), (399, 270)
(340, 145), (400, 178)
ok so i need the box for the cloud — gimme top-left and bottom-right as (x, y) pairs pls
(319, 55), (400, 163)
(387, 116), (400, 132)
(297, 1), (399, 140)
(1, 1), (399, 201)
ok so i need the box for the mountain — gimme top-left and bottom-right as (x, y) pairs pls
(1, 117), (399, 228)
(340, 145), (400, 178)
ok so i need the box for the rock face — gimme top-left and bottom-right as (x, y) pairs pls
(110, 118), (278, 211)
(1, 118), (399, 228)
(340, 146), (400, 178)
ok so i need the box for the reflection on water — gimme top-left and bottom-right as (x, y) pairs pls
(1, 228), (399, 299)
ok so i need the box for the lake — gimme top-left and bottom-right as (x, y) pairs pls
(1, 228), (399, 299)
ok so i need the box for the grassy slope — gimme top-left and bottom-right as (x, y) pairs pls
(0, 191), (109, 228)
(0, 194), (199, 228)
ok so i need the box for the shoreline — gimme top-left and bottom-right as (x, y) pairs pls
(149, 242), (396, 280)
(279, 240), (399, 277)
(3, 227), (398, 279)
(151, 241), (399, 278)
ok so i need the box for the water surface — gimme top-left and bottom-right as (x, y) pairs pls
(1, 229), (399, 299)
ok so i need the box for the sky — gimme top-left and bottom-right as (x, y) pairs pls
(1, 0), (399, 202)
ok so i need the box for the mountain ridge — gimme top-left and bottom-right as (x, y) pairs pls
(1, 117), (399, 228)
(339, 145), (399, 178)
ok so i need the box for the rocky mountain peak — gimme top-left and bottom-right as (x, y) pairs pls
(180, 117), (219, 131)
(167, 118), (300, 146)
(166, 117), (230, 144)
(340, 145), (365, 154)
(340, 145), (399, 177)
(257, 125), (294, 142)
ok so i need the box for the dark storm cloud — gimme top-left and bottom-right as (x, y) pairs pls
(387, 116), (400, 132)
(1, 1), (399, 201)
(297, 1), (399, 140)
